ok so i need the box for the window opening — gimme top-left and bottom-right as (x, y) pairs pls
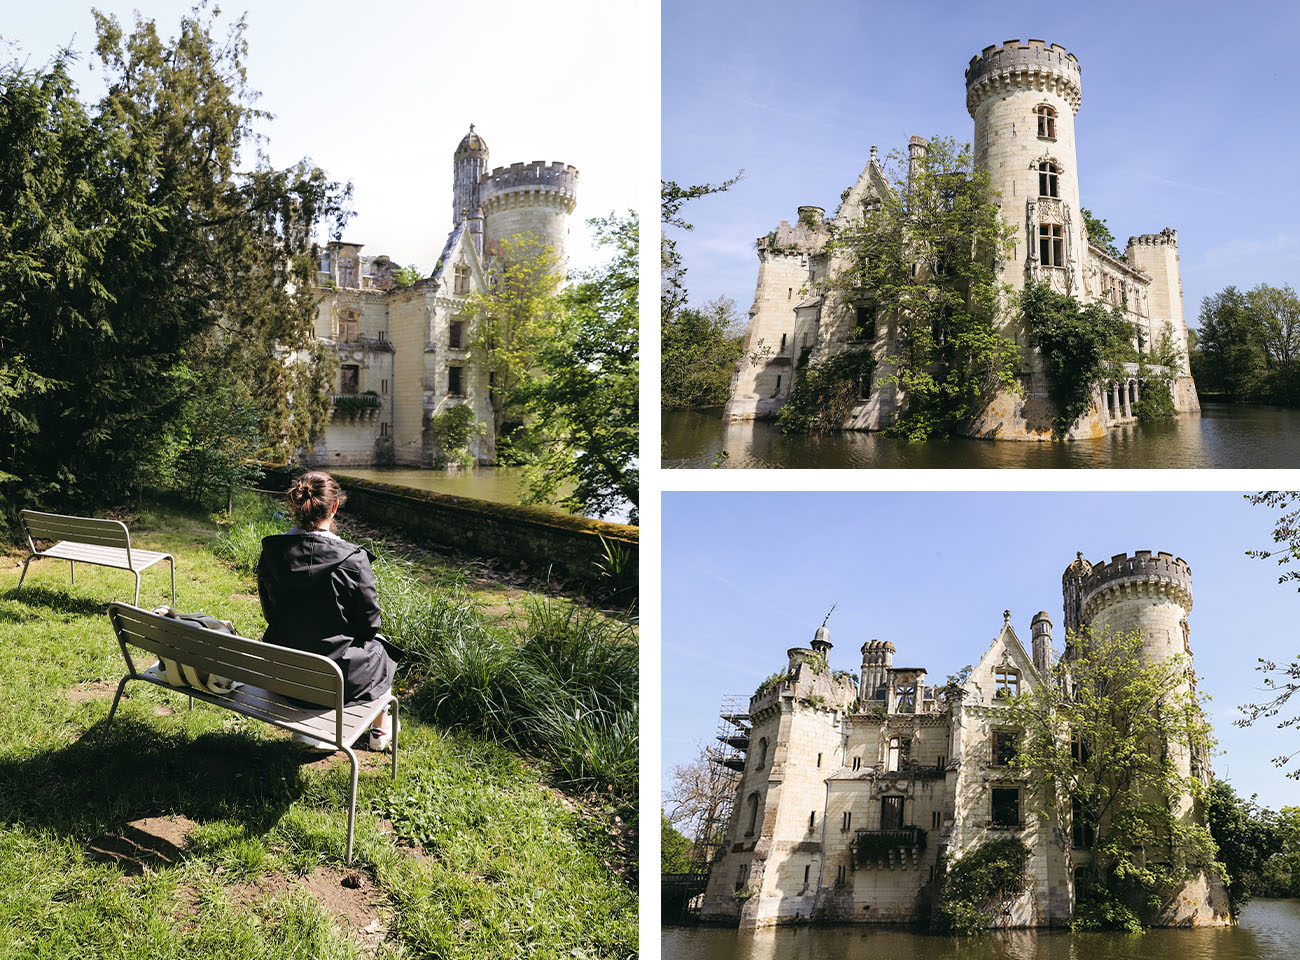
(1036, 104), (1057, 139)
(881, 795), (904, 831)
(1038, 161), (1060, 198)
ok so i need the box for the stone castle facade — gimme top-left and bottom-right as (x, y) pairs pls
(309, 127), (577, 466)
(700, 549), (1229, 929)
(723, 40), (1200, 440)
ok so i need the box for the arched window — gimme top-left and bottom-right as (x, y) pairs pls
(1036, 104), (1057, 140)
(755, 737), (768, 769)
(1037, 161), (1059, 198)
(745, 792), (761, 836)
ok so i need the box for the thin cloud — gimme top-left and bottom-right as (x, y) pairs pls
(706, 91), (854, 131)
(1137, 172), (1241, 201)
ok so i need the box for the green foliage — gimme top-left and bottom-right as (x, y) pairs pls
(331, 392), (381, 416)
(662, 812), (693, 874)
(1071, 881), (1144, 932)
(1133, 376), (1176, 422)
(754, 671), (791, 697)
(1206, 779), (1280, 918)
(427, 403), (482, 468)
(392, 263), (423, 288)
(661, 297), (744, 409)
(1241, 491), (1300, 777)
(930, 836), (1030, 933)
(1021, 282), (1134, 436)
(661, 172), (742, 318)
(1002, 627), (1219, 927)
(514, 212), (639, 524)
(826, 137), (1020, 440)
(776, 349), (875, 434)
(0, 7), (348, 510)
(1192, 283), (1300, 404)
(1081, 208), (1122, 260)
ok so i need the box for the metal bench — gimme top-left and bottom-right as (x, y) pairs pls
(17, 510), (175, 606)
(104, 603), (399, 864)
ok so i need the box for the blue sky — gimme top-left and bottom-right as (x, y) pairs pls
(663, 0), (1300, 328)
(1, 1), (640, 273)
(663, 491), (1300, 812)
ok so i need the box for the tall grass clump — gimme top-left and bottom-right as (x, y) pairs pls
(212, 492), (285, 573)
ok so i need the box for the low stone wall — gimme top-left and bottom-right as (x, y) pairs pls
(261, 468), (637, 590)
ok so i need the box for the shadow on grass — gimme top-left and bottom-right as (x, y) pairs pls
(0, 715), (311, 860)
(0, 585), (113, 621)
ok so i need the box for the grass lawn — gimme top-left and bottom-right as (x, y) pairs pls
(0, 500), (636, 959)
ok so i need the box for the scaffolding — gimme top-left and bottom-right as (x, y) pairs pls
(673, 694), (749, 919)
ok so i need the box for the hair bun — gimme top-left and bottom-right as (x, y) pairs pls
(285, 472), (345, 528)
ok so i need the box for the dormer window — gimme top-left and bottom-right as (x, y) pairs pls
(995, 669), (1020, 698)
(1037, 160), (1059, 198)
(1036, 104), (1057, 140)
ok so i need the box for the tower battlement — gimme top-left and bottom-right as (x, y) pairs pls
(1128, 227), (1179, 248)
(965, 39), (1081, 117)
(1081, 550), (1193, 616)
(480, 161), (579, 212)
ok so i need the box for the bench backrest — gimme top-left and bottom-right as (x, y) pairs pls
(106, 603), (345, 723)
(20, 510), (132, 552)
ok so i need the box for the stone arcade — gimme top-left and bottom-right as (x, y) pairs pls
(700, 550), (1229, 928)
(310, 127), (578, 466)
(723, 40), (1199, 439)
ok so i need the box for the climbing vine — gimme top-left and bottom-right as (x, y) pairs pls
(1021, 282), (1134, 437)
(775, 349), (875, 434)
(929, 836), (1031, 933)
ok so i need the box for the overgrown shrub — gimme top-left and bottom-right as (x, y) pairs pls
(428, 404), (482, 467)
(776, 350), (875, 434)
(930, 835), (1031, 933)
(1134, 376), (1176, 422)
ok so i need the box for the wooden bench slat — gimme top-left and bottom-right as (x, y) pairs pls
(41, 542), (171, 572)
(21, 511), (132, 549)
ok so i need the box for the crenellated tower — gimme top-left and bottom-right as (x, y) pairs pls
(1076, 550), (1193, 666)
(453, 125), (489, 257)
(480, 160), (579, 270)
(966, 39), (1084, 297)
(858, 639), (895, 703)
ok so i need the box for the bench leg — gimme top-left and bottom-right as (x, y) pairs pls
(16, 555), (34, 591)
(133, 571), (141, 607)
(343, 745), (360, 865)
(168, 557), (176, 605)
(69, 560), (75, 587)
(101, 676), (133, 745)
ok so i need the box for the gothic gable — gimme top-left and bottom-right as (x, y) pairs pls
(963, 613), (1040, 706)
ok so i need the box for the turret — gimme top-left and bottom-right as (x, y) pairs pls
(907, 135), (929, 189)
(453, 125), (489, 257)
(966, 40), (1084, 297)
(1078, 550), (1193, 665)
(1125, 228), (1191, 376)
(810, 624), (833, 657)
(480, 160), (579, 270)
(1061, 551), (1092, 655)
(1030, 610), (1053, 674)
(859, 639), (895, 703)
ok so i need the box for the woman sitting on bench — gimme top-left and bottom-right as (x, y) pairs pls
(257, 471), (397, 751)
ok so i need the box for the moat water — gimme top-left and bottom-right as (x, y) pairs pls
(331, 466), (634, 524)
(662, 898), (1300, 960)
(661, 403), (1300, 469)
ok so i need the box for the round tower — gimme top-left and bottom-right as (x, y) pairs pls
(1077, 550), (1193, 667)
(858, 639), (895, 704)
(1060, 551), (1092, 656)
(966, 40), (1084, 297)
(453, 125), (489, 256)
(480, 160), (579, 269)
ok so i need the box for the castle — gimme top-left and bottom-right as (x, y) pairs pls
(308, 126), (578, 466)
(699, 549), (1229, 929)
(723, 40), (1200, 440)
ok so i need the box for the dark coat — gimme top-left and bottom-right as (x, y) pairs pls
(256, 530), (395, 703)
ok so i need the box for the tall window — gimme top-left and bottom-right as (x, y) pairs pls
(886, 736), (910, 772)
(1072, 798), (1096, 849)
(448, 366), (464, 397)
(1036, 104), (1057, 140)
(841, 810), (852, 832)
(1037, 160), (1060, 198)
(745, 793), (760, 837)
(1039, 224), (1064, 266)
(853, 305), (876, 343)
(895, 681), (916, 713)
(858, 369), (872, 401)
(852, 756), (862, 771)
(449, 320), (465, 349)
(735, 863), (749, 891)
(339, 309), (359, 342)
(755, 738), (768, 770)
(339, 365), (359, 395)
(835, 864), (846, 885)
(993, 730), (1019, 767)
(453, 264), (470, 295)
(881, 795), (904, 831)
(991, 787), (1020, 828)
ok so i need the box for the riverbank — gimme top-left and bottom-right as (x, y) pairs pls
(662, 402), (1300, 468)
(0, 497), (636, 959)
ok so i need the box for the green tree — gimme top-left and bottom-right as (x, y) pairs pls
(0, 6), (348, 509)
(462, 232), (563, 436)
(516, 213), (638, 523)
(393, 263), (424, 288)
(661, 297), (743, 409)
(1206, 780), (1279, 918)
(661, 812), (693, 874)
(1021, 281), (1135, 436)
(661, 173), (741, 319)
(1002, 627), (1218, 929)
(1240, 491), (1300, 775)
(1081, 207), (1122, 259)
(824, 137), (1020, 440)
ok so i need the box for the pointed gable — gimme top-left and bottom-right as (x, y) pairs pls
(832, 146), (892, 225)
(963, 611), (1042, 706)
